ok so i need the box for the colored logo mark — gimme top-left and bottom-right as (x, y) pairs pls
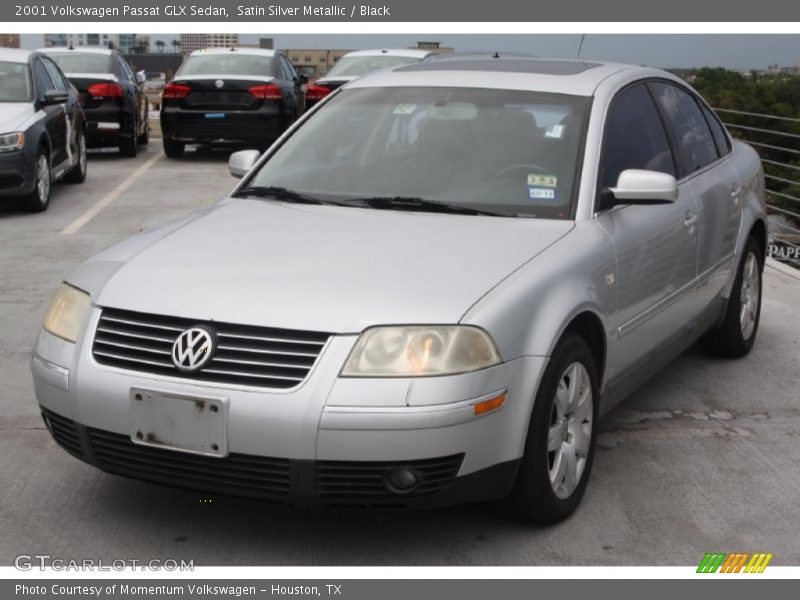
(697, 552), (773, 573)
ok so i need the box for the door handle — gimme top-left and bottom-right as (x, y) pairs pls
(684, 212), (699, 228)
(730, 187), (742, 205)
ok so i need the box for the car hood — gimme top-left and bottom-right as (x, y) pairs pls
(90, 199), (573, 333)
(0, 103), (34, 132)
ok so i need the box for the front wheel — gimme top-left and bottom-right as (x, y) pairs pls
(503, 333), (598, 523)
(19, 147), (52, 212)
(700, 236), (763, 358)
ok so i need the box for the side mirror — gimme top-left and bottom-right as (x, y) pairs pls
(228, 149), (261, 178)
(606, 169), (678, 207)
(297, 73), (308, 85)
(42, 89), (69, 106)
(136, 71), (147, 85)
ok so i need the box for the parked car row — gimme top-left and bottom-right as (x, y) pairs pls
(31, 55), (768, 523)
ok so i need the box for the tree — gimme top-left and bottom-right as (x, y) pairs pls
(155, 40), (165, 53)
(171, 39), (181, 54)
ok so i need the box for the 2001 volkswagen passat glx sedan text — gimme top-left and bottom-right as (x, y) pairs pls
(32, 58), (767, 523)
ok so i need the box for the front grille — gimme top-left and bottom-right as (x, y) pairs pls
(92, 307), (330, 389)
(316, 454), (464, 504)
(87, 428), (292, 500)
(41, 408), (84, 458)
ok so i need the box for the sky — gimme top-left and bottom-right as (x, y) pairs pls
(18, 33), (800, 70)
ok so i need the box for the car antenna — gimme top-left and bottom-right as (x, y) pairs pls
(577, 34), (586, 58)
(493, 52), (500, 58)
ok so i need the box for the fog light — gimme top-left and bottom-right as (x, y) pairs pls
(384, 468), (419, 493)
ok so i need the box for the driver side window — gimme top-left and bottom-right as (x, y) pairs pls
(600, 83), (676, 191)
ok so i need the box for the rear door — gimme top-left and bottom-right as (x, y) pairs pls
(595, 82), (700, 381)
(32, 58), (68, 168)
(649, 81), (741, 309)
(41, 56), (81, 167)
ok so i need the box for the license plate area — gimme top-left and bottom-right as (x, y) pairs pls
(130, 388), (228, 457)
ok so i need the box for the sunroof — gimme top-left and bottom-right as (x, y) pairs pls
(396, 59), (603, 76)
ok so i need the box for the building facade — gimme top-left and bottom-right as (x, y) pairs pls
(0, 34), (21, 48)
(285, 49), (351, 79)
(179, 33), (240, 54)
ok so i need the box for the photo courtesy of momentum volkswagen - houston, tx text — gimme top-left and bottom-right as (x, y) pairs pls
(31, 56), (768, 524)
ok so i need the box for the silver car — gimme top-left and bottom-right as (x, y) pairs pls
(32, 58), (766, 523)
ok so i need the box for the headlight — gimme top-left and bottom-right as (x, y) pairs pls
(0, 132), (25, 153)
(42, 283), (91, 343)
(341, 326), (502, 377)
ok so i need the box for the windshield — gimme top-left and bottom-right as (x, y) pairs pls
(0, 62), (31, 102)
(178, 54), (273, 77)
(246, 86), (589, 219)
(324, 55), (422, 79)
(46, 52), (111, 74)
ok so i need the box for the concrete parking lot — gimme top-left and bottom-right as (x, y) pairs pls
(1, 144), (798, 566)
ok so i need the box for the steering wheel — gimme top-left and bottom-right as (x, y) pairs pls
(493, 163), (551, 179)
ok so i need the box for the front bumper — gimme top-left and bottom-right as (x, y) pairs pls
(31, 310), (546, 509)
(0, 149), (35, 198)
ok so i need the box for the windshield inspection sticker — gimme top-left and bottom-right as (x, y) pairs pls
(528, 187), (556, 200)
(545, 124), (565, 139)
(527, 173), (558, 188)
(393, 104), (417, 115)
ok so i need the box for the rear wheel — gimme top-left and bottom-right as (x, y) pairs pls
(503, 333), (598, 523)
(163, 138), (185, 158)
(700, 236), (763, 358)
(119, 133), (137, 157)
(63, 128), (87, 184)
(137, 123), (149, 146)
(20, 147), (51, 212)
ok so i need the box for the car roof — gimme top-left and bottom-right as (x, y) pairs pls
(347, 57), (653, 97)
(41, 46), (117, 55)
(0, 47), (35, 63)
(189, 47), (277, 58)
(341, 49), (433, 59)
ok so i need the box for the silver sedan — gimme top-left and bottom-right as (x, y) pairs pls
(32, 58), (766, 523)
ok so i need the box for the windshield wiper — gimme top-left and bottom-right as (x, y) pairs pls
(345, 196), (507, 217)
(232, 186), (342, 206)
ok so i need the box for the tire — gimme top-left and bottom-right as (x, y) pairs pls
(137, 124), (149, 146)
(63, 128), (87, 184)
(163, 138), (185, 158)
(20, 147), (52, 213)
(700, 236), (763, 358)
(119, 133), (137, 157)
(503, 333), (599, 524)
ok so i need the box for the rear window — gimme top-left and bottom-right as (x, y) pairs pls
(0, 62), (31, 102)
(324, 55), (422, 79)
(46, 52), (112, 74)
(178, 54), (273, 77)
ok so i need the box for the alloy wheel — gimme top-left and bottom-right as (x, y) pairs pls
(739, 251), (760, 339)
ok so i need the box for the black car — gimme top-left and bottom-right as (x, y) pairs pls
(43, 47), (149, 157)
(0, 49), (87, 212)
(160, 48), (306, 158)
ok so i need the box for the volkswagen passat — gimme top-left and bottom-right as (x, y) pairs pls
(160, 48), (305, 157)
(32, 58), (767, 522)
(0, 48), (87, 212)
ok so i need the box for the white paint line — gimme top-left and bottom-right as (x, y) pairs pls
(60, 151), (164, 235)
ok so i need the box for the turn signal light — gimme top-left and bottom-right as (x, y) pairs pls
(473, 392), (507, 416)
(162, 82), (191, 99)
(87, 83), (123, 98)
(306, 83), (331, 102)
(249, 83), (283, 100)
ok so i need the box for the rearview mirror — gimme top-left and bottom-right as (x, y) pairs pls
(606, 169), (678, 206)
(41, 89), (69, 106)
(228, 149), (261, 178)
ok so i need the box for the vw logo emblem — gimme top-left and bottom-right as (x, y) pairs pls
(172, 327), (214, 372)
(214, 79), (224, 88)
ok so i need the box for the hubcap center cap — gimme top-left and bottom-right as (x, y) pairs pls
(560, 419), (570, 442)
